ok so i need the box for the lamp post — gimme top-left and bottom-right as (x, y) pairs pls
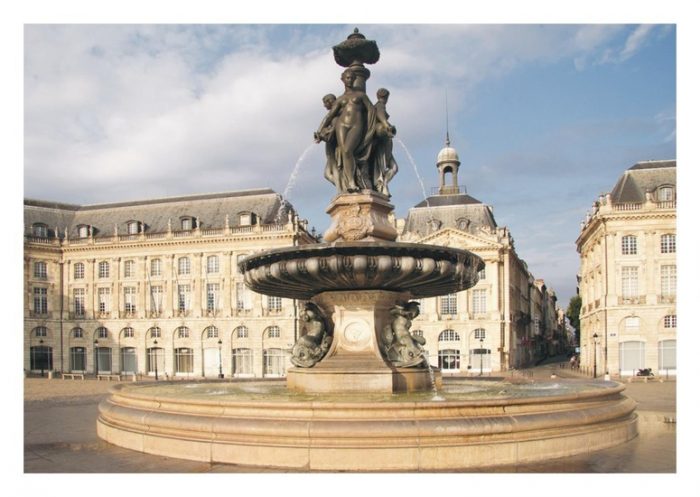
(94, 338), (99, 376)
(479, 337), (484, 376)
(153, 339), (159, 381)
(218, 339), (224, 379)
(592, 333), (599, 379)
(39, 339), (45, 377)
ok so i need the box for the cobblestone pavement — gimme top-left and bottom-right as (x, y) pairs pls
(23, 362), (676, 474)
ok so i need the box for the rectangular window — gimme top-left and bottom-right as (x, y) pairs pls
(98, 261), (110, 278)
(440, 293), (457, 315)
(661, 265), (676, 297)
(621, 267), (638, 298)
(124, 260), (135, 278)
(74, 263), (85, 280)
(124, 287), (136, 314)
(622, 235), (637, 255)
(472, 289), (487, 314)
(34, 262), (47, 279)
(206, 283), (219, 312)
(178, 284), (191, 312)
(478, 268), (486, 280)
(33, 287), (48, 314)
(664, 315), (677, 328)
(236, 254), (247, 274)
(73, 288), (85, 316)
(150, 285), (163, 313)
(660, 234), (676, 254)
(178, 257), (190, 275)
(150, 258), (162, 277)
(236, 282), (252, 310)
(267, 295), (282, 312)
(98, 288), (111, 313)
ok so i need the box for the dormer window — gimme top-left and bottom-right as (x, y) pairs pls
(32, 223), (48, 238)
(657, 186), (675, 202)
(180, 217), (194, 231)
(127, 220), (141, 235)
(77, 225), (90, 238)
(238, 212), (257, 226)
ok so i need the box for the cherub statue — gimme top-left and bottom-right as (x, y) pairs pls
(381, 301), (426, 367)
(291, 302), (332, 368)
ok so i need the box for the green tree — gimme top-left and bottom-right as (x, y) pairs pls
(566, 295), (582, 338)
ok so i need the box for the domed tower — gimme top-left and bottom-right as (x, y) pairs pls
(436, 132), (461, 195)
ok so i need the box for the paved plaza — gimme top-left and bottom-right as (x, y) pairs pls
(23, 359), (676, 474)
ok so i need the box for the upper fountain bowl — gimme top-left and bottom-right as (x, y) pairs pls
(239, 241), (484, 300)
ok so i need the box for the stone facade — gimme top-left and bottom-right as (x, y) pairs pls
(24, 189), (316, 378)
(399, 140), (565, 373)
(576, 160), (676, 377)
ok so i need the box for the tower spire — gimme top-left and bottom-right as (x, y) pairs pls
(445, 89), (451, 146)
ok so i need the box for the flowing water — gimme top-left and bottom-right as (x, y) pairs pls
(396, 139), (439, 225)
(275, 142), (317, 224)
(422, 349), (444, 401)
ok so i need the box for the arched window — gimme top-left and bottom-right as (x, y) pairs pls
(474, 328), (486, 340)
(235, 326), (249, 339)
(438, 329), (460, 342)
(206, 255), (219, 273)
(178, 257), (190, 275)
(663, 315), (677, 328)
(624, 317), (640, 334)
(180, 217), (195, 231)
(124, 260), (135, 278)
(126, 220), (141, 235)
(621, 235), (637, 255)
(121, 327), (134, 339)
(412, 329), (423, 338)
(149, 327), (161, 339)
(72, 327), (84, 339)
(265, 326), (281, 338)
(150, 258), (162, 277)
(238, 212), (257, 226)
(176, 326), (190, 339)
(96, 327), (109, 339)
(98, 261), (110, 278)
(205, 326), (218, 339)
(74, 262), (85, 280)
(34, 326), (48, 337)
(77, 225), (91, 238)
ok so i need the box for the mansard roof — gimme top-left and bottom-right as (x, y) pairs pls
(403, 193), (498, 238)
(24, 188), (292, 238)
(609, 160), (676, 203)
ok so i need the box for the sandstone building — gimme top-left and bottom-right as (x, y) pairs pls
(576, 160), (676, 377)
(24, 189), (315, 378)
(24, 144), (565, 378)
(398, 138), (565, 373)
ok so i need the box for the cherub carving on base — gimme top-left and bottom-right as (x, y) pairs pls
(381, 301), (426, 367)
(291, 302), (332, 368)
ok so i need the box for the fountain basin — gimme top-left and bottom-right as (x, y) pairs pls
(239, 241), (484, 300)
(97, 379), (638, 471)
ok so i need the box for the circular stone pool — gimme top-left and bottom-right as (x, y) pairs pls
(97, 378), (638, 471)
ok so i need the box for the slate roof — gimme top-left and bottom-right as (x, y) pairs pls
(24, 189), (292, 239)
(402, 192), (498, 238)
(609, 160), (676, 203)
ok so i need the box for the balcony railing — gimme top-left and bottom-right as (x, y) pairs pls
(617, 296), (646, 305)
(612, 203), (642, 211)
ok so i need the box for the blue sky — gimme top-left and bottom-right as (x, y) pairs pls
(23, 24), (676, 305)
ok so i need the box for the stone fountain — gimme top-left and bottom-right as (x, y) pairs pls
(96, 30), (638, 471)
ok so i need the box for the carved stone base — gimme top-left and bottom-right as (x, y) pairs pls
(286, 289), (440, 394)
(323, 191), (398, 243)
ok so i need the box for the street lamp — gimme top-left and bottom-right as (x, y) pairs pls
(39, 339), (45, 377)
(94, 338), (99, 376)
(479, 337), (484, 376)
(592, 333), (599, 379)
(153, 339), (159, 381)
(218, 339), (224, 379)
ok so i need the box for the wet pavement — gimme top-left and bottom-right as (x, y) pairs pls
(23, 359), (676, 474)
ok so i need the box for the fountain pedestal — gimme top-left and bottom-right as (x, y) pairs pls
(323, 191), (398, 243)
(286, 289), (442, 394)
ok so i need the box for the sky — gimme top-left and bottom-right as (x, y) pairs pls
(23, 23), (676, 304)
